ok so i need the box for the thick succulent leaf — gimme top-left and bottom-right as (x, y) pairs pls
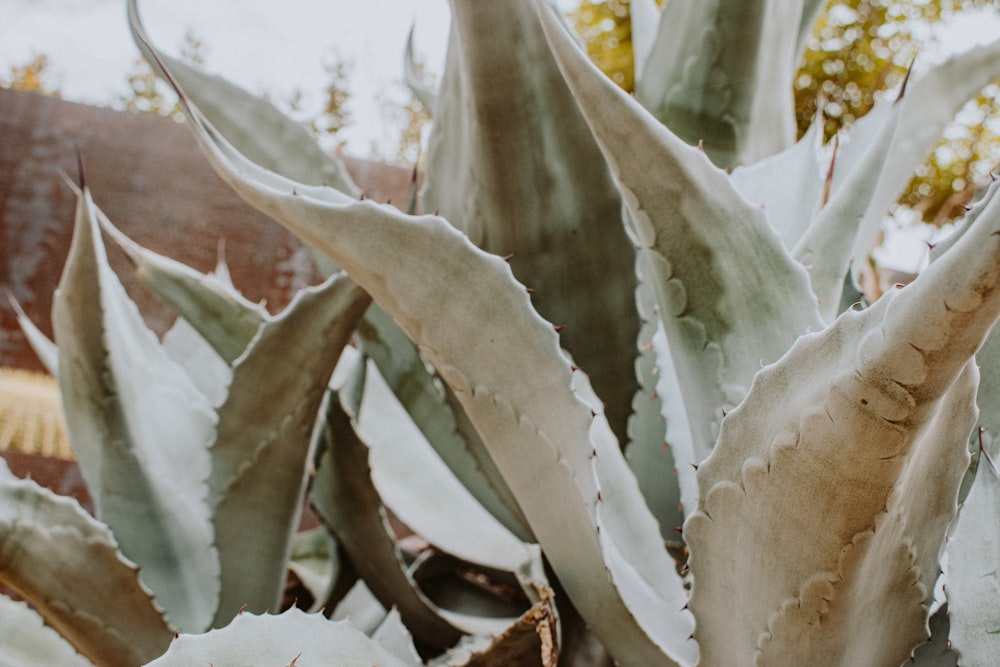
(840, 38), (1000, 273)
(127, 0), (358, 196)
(0, 461), (173, 666)
(652, 327), (700, 523)
(330, 581), (389, 635)
(9, 295), (59, 376)
(537, 0), (822, 462)
(912, 604), (959, 667)
(209, 272), (370, 626)
(685, 183), (1000, 665)
(0, 595), (94, 667)
(793, 94), (903, 322)
(372, 609), (424, 665)
(99, 213), (266, 363)
(287, 527), (340, 614)
(160, 61), (696, 665)
(310, 394), (466, 650)
(976, 329), (1000, 447)
(144, 609), (418, 667)
(729, 120), (824, 251)
(423, 0), (639, 445)
(932, 189), (1000, 455)
(635, 0), (801, 166)
(931, 188), (1000, 453)
(160, 317), (231, 408)
(52, 187), (219, 632)
(624, 267), (685, 543)
(629, 0), (661, 83)
(357, 359), (538, 572)
(945, 458), (1000, 663)
(404, 27), (437, 115)
(358, 305), (532, 542)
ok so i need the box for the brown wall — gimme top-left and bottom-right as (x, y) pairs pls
(0, 88), (418, 372)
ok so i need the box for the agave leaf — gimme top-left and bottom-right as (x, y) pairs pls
(99, 213), (266, 363)
(287, 526), (340, 614)
(209, 271), (369, 625)
(330, 580), (389, 635)
(841, 38), (1000, 274)
(793, 92), (904, 322)
(160, 317), (232, 408)
(685, 183), (1000, 665)
(155, 50), (697, 664)
(911, 604), (959, 667)
(623, 267), (685, 543)
(127, 0), (358, 196)
(52, 186), (219, 632)
(0, 460), (173, 666)
(404, 27), (438, 115)
(358, 305), (532, 543)
(944, 456), (1000, 664)
(145, 608), (418, 667)
(0, 595), (94, 667)
(8, 294), (59, 377)
(729, 119), (824, 251)
(422, 0), (639, 445)
(635, 0), (801, 166)
(976, 329), (1000, 448)
(358, 358), (537, 572)
(629, 0), (661, 83)
(373, 609), (424, 665)
(930, 189), (1000, 453)
(536, 0), (823, 462)
(310, 392), (466, 650)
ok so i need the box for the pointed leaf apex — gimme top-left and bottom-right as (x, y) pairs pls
(75, 145), (86, 189)
(822, 135), (839, 206)
(896, 56), (916, 103)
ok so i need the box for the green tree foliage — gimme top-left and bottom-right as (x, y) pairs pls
(286, 55), (352, 142)
(573, 0), (1000, 226)
(572, 0), (634, 90)
(1, 53), (61, 97)
(798, 0), (1000, 225)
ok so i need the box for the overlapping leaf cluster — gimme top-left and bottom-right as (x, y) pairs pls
(3, 1), (1000, 665)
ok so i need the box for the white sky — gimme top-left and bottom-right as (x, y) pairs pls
(2, 0), (999, 270)
(1, 0), (578, 157)
(2, 0), (457, 156)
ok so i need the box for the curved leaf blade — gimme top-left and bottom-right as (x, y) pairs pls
(0, 461), (173, 666)
(127, 0), (359, 196)
(146, 609), (417, 667)
(209, 272), (370, 625)
(153, 58), (696, 667)
(423, 0), (639, 444)
(635, 0), (802, 166)
(358, 305), (532, 542)
(0, 596), (94, 667)
(536, 0), (822, 462)
(686, 182), (1000, 665)
(311, 394), (467, 650)
(52, 187), (219, 632)
(99, 213), (266, 363)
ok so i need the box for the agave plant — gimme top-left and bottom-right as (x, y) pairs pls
(3, 0), (1000, 665)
